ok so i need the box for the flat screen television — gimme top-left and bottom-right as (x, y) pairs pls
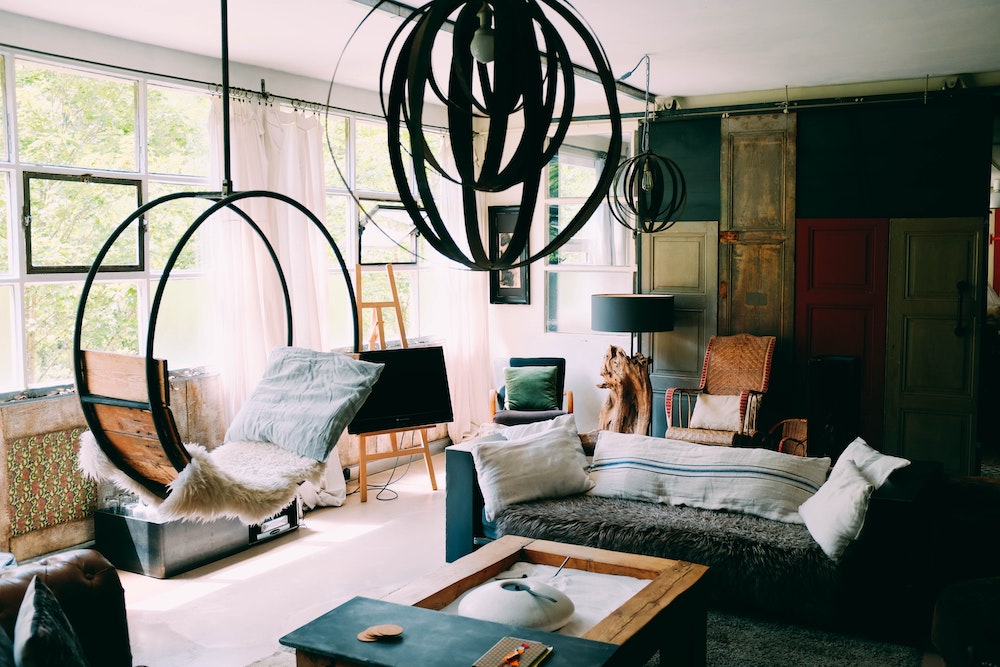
(347, 345), (454, 435)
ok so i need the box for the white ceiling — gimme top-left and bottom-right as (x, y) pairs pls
(1, 0), (999, 118)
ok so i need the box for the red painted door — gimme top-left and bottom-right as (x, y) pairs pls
(795, 219), (889, 449)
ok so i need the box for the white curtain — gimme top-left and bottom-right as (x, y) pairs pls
(208, 98), (330, 422)
(435, 141), (495, 443)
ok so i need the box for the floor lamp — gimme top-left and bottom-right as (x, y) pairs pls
(591, 294), (674, 435)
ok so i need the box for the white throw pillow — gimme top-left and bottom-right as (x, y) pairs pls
(839, 437), (909, 488)
(688, 394), (742, 431)
(799, 458), (875, 559)
(498, 413), (578, 441)
(590, 430), (831, 523)
(472, 425), (593, 521)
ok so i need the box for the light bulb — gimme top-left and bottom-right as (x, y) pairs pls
(470, 3), (494, 64)
(641, 161), (653, 191)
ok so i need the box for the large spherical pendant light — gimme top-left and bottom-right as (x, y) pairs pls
(380, 0), (622, 270)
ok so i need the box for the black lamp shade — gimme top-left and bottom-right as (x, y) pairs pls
(591, 294), (674, 333)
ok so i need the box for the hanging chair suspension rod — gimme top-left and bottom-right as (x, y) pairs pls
(220, 0), (233, 196)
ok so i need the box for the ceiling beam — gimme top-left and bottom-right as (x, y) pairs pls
(347, 0), (651, 102)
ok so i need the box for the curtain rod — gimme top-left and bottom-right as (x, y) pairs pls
(0, 40), (425, 126)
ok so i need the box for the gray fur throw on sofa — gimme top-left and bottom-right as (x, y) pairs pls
(493, 494), (842, 624)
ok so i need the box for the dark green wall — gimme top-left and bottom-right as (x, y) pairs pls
(646, 116), (721, 221)
(646, 94), (995, 221)
(796, 97), (994, 218)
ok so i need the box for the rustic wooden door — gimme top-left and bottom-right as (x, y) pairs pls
(885, 217), (984, 474)
(641, 221), (719, 437)
(720, 113), (796, 419)
(795, 218), (889, 449)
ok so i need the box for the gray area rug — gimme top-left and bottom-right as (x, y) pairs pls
(248, 610), (923, 666)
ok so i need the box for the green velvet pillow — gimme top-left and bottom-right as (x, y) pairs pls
(504, 366), (559, 411)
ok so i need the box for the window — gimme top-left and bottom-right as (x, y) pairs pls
(23, 172), (142, 273)
(1, 58), (212, 394)
(544, 146), (634, 333)
(0, 52), (446, 395)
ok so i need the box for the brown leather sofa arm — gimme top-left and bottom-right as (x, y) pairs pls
(0, 548), (133, 667)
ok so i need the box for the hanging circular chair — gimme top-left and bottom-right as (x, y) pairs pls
(73, 189), (361, 523)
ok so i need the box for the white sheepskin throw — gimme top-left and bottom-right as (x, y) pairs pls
(78, 430), (324, 525)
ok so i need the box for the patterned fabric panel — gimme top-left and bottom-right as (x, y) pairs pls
(666, 426), (735, 446)
(6, 428), (97, 537)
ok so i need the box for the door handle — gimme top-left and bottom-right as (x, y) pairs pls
(955, 280), (969, 336)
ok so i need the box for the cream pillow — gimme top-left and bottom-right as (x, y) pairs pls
(799, 458), (874, 559)
(499, 413), (578, 441)
(688, 394), (742, 431)
(839, 437), (909, 488)
(472, 425), (593, 521)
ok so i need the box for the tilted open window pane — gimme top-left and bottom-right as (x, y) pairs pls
(147, 85), (211, 177)
(24, 172), (142, 273)
(16, 60), (137, 171)
(25, 281), (139, 386)
(358, 200), (418, 265)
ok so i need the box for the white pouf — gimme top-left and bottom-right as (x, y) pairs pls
(457, 578), (575, 631)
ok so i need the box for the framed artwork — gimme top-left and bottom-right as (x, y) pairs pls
(488, 206), (530, 304)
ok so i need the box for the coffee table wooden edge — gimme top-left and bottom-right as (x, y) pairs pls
(383, 535), (709, 664)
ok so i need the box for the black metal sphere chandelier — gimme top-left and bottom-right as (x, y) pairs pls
(378, 0), (622, 270)
(607, 55), (686, 235)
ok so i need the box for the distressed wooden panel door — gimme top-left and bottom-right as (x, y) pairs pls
(885, 217), (984, 474)
(641, 222), (719, 437)
(720, 113), (797, 416)
(795, 218), (889, 449)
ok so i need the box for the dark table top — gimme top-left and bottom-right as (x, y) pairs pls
(280, 596), (619, 667)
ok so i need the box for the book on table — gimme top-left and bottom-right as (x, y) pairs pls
(472, 636), (552, 667)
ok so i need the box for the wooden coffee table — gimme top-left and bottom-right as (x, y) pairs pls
(281, 535), (709, 667)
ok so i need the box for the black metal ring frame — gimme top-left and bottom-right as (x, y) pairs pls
(607, 151), (688, 235)
(381, 0), (623, 271)
(72, 190), (360, 496)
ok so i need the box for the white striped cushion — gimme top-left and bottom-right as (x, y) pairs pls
(589, 431), (831, 524)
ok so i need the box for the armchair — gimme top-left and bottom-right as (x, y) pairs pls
(664, 333), (776, 446)
(489, 357), (574, 426)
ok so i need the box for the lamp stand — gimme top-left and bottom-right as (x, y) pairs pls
(596, 345), (653, 435)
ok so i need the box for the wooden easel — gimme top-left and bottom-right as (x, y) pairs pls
(355, 264), (437, 502)
(356, 263), (408, 352)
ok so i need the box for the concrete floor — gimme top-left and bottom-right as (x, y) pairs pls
(120, 452), (447, 667)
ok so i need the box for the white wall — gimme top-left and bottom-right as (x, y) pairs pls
(1, 12), (632, 432)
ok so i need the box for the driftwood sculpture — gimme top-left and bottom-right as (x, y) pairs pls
(597, 345), (652, 435)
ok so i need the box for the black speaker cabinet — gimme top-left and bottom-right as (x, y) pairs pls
(807, 355), (862, 460)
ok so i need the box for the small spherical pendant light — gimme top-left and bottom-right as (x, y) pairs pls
(607, 55), (686, 235)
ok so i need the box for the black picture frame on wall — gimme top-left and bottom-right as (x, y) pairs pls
(488, 206), (530, 305)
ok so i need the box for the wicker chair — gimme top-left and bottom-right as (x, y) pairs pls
(664, 333), (776, 446)
(770, 418), (809, 456)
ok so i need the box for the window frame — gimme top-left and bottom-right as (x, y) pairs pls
(23, 170), (144, 274)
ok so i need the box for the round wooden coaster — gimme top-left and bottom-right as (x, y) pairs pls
(357, 624), (403, 642)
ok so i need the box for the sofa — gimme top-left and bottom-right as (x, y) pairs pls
(0, 548), (133, 666)
(445, 419), (942, 645)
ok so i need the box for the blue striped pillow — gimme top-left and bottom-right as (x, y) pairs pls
(589, 431), (831, 523)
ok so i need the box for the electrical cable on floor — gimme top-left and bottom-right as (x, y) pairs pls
(345, 431), (416, 501)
